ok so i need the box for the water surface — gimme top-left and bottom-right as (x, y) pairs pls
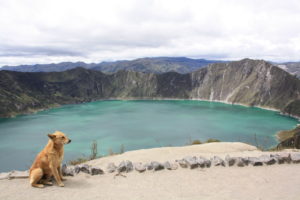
(0, 100), (298, 172)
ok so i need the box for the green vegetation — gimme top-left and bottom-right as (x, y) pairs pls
(205, 138), (221, 143)
(191, 139), (202, 145)
(68, 141), (126, 165)
(189, 138), (220, 145)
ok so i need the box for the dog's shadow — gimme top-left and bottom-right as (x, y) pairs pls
(43, 177), (92, 189)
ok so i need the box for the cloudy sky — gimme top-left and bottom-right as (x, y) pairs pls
(0, 0), (300, 66)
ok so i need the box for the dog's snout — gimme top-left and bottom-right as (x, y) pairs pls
(68, 139), (72, 144)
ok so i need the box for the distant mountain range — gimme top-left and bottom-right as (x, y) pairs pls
(276, 62), (300, 78)
(0, 58), (299, 118)
(0, 57), (225, 74)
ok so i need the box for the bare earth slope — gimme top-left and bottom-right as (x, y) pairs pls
(1, 142), (300, 200)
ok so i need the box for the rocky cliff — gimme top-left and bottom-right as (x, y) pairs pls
(0, 59), (299, 118)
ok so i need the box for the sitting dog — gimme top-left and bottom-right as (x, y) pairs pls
(29, 131), (71, 188)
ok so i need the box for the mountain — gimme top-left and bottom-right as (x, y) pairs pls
(0, 57), (223, 74)
(0, 59), (299, 118)
(91, 57), (224, 73)
(276, 62), (300, 78)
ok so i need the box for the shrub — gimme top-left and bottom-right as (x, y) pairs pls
(191, 139), (202, 145)
(206, 138), (221, 143)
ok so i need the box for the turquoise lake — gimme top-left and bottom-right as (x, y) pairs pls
(0, 100), (298, 172)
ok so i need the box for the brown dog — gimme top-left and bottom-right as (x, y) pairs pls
(29, 131), (71, 188)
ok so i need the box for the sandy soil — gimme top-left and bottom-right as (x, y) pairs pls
(1, 142), (300, 200)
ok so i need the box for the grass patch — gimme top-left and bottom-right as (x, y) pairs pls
(68, 141), (126, 165)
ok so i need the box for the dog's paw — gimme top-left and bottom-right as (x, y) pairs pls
(58, 183), (65, 187)
(32, 184), (45, 188)
(44, 181), (53, 186)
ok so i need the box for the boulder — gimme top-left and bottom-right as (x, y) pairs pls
(183, 156), (198, 169)
(144, 163), (153, 170)
(74, 165), (81, 174)
(62, 164), (75, 176)
(78, 164), (90, 174)
(125, 160), (133, 172)
(164, 161), (172, 170)
(270, 154), (285, 164)
(117, 160), (133, 173)
(151, 161), (165, 171)
(134, 163), (146, 173)
(236, 157), (245, 167)
(107, 162), (117, 173)
(241, 157), (250, 166)
(9, 170), (29, 179)
(177, 159), (188, 168)
(0, 172), (11, 180)
(225, 155), (236, 166)
(211, 156), (225, 167)
(197, 157), (211, 168)
(90, 167), (104, 175)
(248, 157), (263, 166)
(259, 155), (277, 165)
(291, 153), (300, 163)
(276, 153), (291, 163)
(170, 163), (178, 170)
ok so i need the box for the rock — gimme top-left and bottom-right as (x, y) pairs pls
(274, 153), (291, 164)
(74, 165), (81, 174)
(270, 154), (285, 164)
(134, 163), (146, 173)
(248, 157), (263, 166)
(117, 161), (127, 173)
(225, 155), (236, 166)
(259, 155), (277, 165)
(77, 164), (90, 174)
(211, 156), (225, 167)
(170, 163), (178, 170)
(241, 157), (250, 166)
(151, 161), (164, 171)
(62, 164), (75, 176)
(236, 157), (245, 167)
(177, 159), (188, 168)
(197, 157), (211, 168)
(291, 153), (300, 163)
(144, 163), (153, 170)
(90, 167), (104, 175)
(9, 170), (29, 179)
(164, 161), (172, 170)
(117, 160), (133, 173)
(0, 172), (11, 180)
(107, 162), (117, 173)
(183, 156), (198, 169)
(125, 160), (133, 172)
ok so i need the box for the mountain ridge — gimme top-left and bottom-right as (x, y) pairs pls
(0, 57), (224, 74)
(0, 59), (299, 118)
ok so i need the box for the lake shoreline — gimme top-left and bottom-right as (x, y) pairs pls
(3, 97), (300, 121)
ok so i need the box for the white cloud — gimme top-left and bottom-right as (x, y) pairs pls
(0, 0), (300, 66)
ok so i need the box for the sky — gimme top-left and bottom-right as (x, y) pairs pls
(0, 0), (300, 66)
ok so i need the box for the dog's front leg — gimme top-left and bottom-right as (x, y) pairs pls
(50, 163), (64, 187)
(58, 165), (66, 181)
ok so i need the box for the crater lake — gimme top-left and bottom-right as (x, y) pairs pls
(0, 100), (298, 172)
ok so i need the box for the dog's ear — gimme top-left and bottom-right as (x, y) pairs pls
(48, 134), (56, 140)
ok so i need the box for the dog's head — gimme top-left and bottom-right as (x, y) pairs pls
(48, 131), (71, 145)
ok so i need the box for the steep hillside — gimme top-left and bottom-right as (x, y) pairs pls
(0, 59), (299, 118)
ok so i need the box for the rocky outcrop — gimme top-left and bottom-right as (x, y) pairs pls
(277, 125), (300, 149)
(0, 59), (299, 118)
